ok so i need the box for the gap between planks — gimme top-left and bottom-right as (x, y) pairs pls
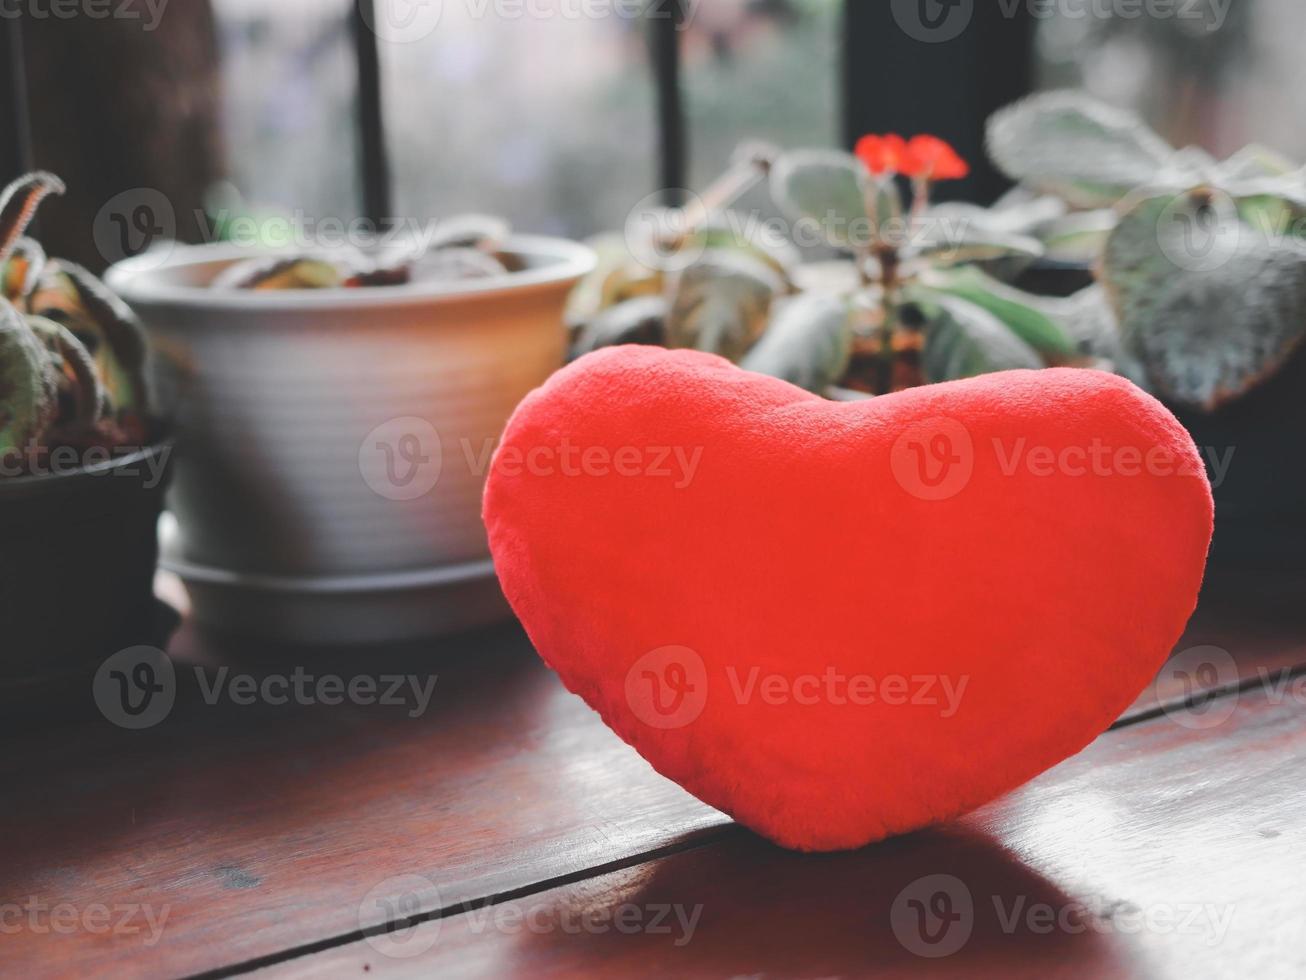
(196, 666), (1305, 980)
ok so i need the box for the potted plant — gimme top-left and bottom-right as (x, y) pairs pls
(570, 101), (1305, 567)
(567, 135), (1117, 396)
(0, 172), (172, 699)
(106, 223), (594, 645)
(985, 91), (1306, 567)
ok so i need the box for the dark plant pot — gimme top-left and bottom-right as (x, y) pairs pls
(0, 443), (174, 698)
(1015, 258), (1306, 570)
(1171, 343), (1306, 571)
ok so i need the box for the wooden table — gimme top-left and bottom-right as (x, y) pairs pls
(4, 569), (1305, 979)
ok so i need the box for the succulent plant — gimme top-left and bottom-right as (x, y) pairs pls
(210, 214), (514, 290)
(988, 90), (1306, 411)
(569, 135), (1101, 397)
(566, 143), (799, 366)
(0, 172), (152, 474)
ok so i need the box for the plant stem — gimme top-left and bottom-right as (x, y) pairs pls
(0, 171), (63, 268)
(678, 147), (776, 235)
(874, 244), (900, 394)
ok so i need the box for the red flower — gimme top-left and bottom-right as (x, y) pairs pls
(855, 133), (910, 176)
(904, 135), (970, 181)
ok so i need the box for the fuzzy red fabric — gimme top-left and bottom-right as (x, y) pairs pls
(484, 346), (1213, 852)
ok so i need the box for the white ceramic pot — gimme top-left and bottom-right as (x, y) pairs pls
(107, 237), (594, 643)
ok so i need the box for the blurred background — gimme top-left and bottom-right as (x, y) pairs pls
(4, 0), (1299, 270)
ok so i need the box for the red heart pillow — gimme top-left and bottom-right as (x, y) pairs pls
(484, 347), (1212, 851)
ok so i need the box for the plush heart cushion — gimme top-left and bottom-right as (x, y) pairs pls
(484, 346), (1213, 852)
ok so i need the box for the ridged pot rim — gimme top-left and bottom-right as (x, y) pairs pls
(0, 440), (173, 496)
(105, 235), (597, 315)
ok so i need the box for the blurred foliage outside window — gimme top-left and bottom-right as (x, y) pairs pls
(210, 0), (1302, 237)
(1036, 0), (1301, 162)
(210, 0), (837, 238)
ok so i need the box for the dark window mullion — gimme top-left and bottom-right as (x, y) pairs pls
(649, 0), (687, 205)
(1, 14), (33, 186)
(351, 0), (393, 227)
(842, 3), (1035, 203)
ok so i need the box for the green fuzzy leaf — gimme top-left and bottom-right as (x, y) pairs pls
(790, 260), (861, 296)
(913, 218), (1044, 266)
(1035, 210), (1117, 265)
(916, 266), (1075, 361)
(210, 256), (346, 291)
(987, 91), (1174, 208)
(740, 293), (853, 393)
(1101, 187), (1306, 409)
(914, 295), (1043, 383)
(0, 302), (57, 457)
(1217, 145), (1298, 183)
(26, 314), (106, 431)
(667, 251), (778, 362)
(27, 260), (150, 417)
(0, 172), (64, 269)
(769, 150), (870, 248)
(699, 218), (801, 286)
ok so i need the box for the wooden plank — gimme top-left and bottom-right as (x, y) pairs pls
(259, 681), (1306, 979)
(0, 622), (728, 979)
(2, 569), (1302, 978)
(1126, 567), (1306, 720)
